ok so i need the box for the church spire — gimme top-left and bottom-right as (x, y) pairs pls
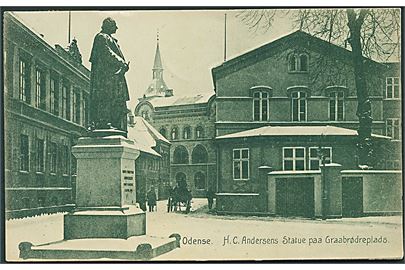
(153, 30), (163, 79)
(142, 30), (173, 98)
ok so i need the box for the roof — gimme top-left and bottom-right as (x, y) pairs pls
(148, 92), (214, 108)
(216, 125), (390, 140)
(127, 116), (170, 157)
(153, 42), (163, 70)
(212, 30), (384, 85)
(5, 12), (90, 80)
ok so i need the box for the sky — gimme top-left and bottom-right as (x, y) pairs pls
(13, 10), (295, 111)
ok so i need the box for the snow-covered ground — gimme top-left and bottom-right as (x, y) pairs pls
(6, 199), (403, 261)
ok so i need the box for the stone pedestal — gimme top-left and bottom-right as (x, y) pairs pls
(19, 132), (180, 260)
(64, 135), (144, 239)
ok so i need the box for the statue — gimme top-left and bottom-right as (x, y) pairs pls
(89, 17), (130, 133)
(67, 38), (82, 64)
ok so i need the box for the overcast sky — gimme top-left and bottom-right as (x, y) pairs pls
(13, 10), (295, 111)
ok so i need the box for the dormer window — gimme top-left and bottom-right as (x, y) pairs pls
(288, 52), (309, 72)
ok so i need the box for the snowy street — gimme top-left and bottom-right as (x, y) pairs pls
(6, 199), (403, 261)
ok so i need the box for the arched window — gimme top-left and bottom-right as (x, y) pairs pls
(288, 54), (297, 71)
(291, 91), (307, 122)
(195, 126), (204, 139)
(253, 91), (269, 121)
(171, 127), (178, 140)
(329, 91), (344, 121)
(288, 53), (309, 72)
(192, 144), (208, 164)
(183, 126), (191, 139)
(173, 145), (189, 164)
(194, 172), (206, 190)
(176, 172), (187, 189)
(299, 54), (308, 72)
(159, 127), (167, 138)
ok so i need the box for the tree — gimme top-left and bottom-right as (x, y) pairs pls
(237, 8), (401, 166)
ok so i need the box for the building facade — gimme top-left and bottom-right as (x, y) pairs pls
(135, 38), (217, 197)
(4, 13), (90, 219)
(127, 115), (171, 201)
(135, 31), (401, 202)
(211, 30), (401, 214)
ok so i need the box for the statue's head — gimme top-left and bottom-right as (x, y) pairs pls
(101, 17), (118, 34)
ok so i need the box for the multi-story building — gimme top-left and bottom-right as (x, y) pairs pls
(135, 31), (401, 202)
(4, 12), (90, 219)
(135, 38), (217, 197)
(127, 115), (171, 201)
(211, 30), (401, 214)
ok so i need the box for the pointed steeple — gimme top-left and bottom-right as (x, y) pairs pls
(153, 31), (163, 78)
(142, 31), (173, 98)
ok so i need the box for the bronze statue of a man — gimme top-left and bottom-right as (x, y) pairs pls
(89, 17), (130, 132)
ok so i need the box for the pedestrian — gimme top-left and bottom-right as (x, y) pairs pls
(206, 188), (215, 210)
(147, 188), (157, 212)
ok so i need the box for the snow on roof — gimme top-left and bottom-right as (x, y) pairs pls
(216, 125), (390, 140)
(149, 92), (214, 108)
(127, 117), (170, 157)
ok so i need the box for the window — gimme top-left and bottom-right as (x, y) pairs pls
(19, 58), (30, 103)
(50, 76), (59, 116)
(62, 82), (71, 120)
(173, 145), (189, 164)
(196, 126), (204, 139)
(36, 139), (45, 173)
(253, 91), (269, 121)
(183, 126), (191, 139)
(35, 68), (46, 109)
(74, 90), (81, 124)
(288, 53), (309, 72)
(288, 54), (297, 72)
(20, 135), (29, 172)
(299, 54), (308, 71)
(159, 127), (167, 138)
(386, 77), (400, 99)
(329, 91), (344, 121)
(49, 142), (57, 174)
(194, 172), (206, 190)
(62, 145), (69, 175)
(386, 118), (401, 140)
(309, 147), (332, 170)
(192, 145), (208, 164)
(283, 147), (306, 171)
(233, 148), (249, 180)
(291, 91), (307, 122)
(171, 127), (178, 140)
(83, 94), (89, 126)
(176, 172), (187, 188)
